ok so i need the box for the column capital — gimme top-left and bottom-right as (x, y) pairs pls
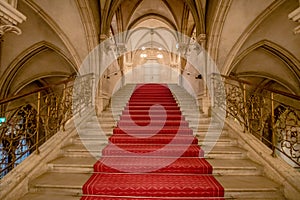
(196, 33), (206, 43)
(288, 6), (300, 34)
(0, 0), (26, 25)
(0, 24), (21, 37)
(99, 34), (108, 42)
(0, 0), (26, 37)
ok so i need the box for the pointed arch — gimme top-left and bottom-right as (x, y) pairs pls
(0, 41), (77, 99)
(230, 40), (300, 80)
(229, 40), (300, 94)
(127, 13), (178, 31)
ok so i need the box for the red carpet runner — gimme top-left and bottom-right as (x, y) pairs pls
(81, 84), (224, 200)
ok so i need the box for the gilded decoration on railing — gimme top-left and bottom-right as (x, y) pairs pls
(274, 108), (300, 164)
(212, 74), (300, 166)
(0, 74), (94, 178)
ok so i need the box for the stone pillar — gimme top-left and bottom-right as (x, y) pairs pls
(196, 34), (211, 115)
(95, 34), (109, 115)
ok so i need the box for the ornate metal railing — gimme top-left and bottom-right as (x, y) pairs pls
(212, 74), (300, 167)
(0, 73), (94, 178)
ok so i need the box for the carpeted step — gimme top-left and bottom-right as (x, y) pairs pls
(126, 102), (178, 106)
(117, 120), (189, 127)
(120, 115), (185, 120)
(121, 110), (182, 115)
(81, 197), (225, 200)
(82, 173), (224, 198)
(81, 83), (224, 200)
(109, 135), (198, 144)
(113, 127), (193, 135)
(124, 106), (180, 110)
(102, 144), (204, 157)
(93, 157), (212, 174)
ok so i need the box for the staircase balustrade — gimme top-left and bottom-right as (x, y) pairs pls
(0, 73), (94, 178)
(212, 73), (300, 167)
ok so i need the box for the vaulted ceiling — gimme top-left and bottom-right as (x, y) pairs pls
(0, 0), (299, 100)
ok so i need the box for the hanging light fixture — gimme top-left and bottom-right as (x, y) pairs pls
(140, 53), (147, 58)
(157, 53), (163, 59)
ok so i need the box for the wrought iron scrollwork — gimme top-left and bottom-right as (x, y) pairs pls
(0, 74), (94, 178)
(0, 105), (37, 176)
(212, 73), (300, 167)
(274, 108), (300, 164)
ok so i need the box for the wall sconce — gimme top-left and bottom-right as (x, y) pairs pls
(105, 71), (119, 79)
(195, 74), (202, 79)
(186, 71), (202, 79)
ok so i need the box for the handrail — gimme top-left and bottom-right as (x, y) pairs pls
(0, 73), (94, 105)
(0, 78), (74, 105)
(0, 73), (94, 178)
(212, 73), (300, 167)
(216, 73), (300, 100)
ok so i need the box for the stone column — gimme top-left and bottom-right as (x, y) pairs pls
(95, 34), (109, 115)
(196, 33), (211, 115)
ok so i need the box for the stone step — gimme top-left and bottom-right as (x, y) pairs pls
(48, 156), (96, 173)
(216, 175), (285, 199)
(82, 122), (116, 129)
(205, 146), (247, 159)
(76, 129), (227, 138)
(73, 137), (108, 145)
(198, 136), (237, 147)
(19, 192), (80, 200)
(62, 144), (104, 158)
(194, 130), (229, 138)
(81, 121), (219, 130)
(208, 159), (262, 176)
(48, 156), (262, 176)
(28, 172), (89, 196)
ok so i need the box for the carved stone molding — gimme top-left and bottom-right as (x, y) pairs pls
(100, 34), (108, 42)
(288, 6), (300, 34)
(0, 24), (21, 36)
(196, 33), (206, 43)
(0, 0), (26, 37)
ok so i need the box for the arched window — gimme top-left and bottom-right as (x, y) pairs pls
(0, 104), (37, 178)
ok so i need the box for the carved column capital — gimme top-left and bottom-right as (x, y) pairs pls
(288, 6), (300, 34)
(196, 33), (206, 43)
(0, 0), (26, 37)
(0, 24), (21, 37)
(99, 34), (108, 42)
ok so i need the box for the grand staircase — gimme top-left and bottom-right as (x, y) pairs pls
(19, 84), (285, 200)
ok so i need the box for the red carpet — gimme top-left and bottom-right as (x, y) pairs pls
(81, 84), (224, 199)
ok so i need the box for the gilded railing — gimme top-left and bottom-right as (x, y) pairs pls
(212, 74), (300, 167)
(0, 73), (94, 178)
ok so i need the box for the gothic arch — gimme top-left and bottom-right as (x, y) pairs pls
(229, 40), (300, 94)
(127, 14), (178, 31)
(0, 41), (77, 99)
(23, 0), (82, 67)
(230, 40), (300, 80)
(221, 0), (286, 74)
(184, 0), (205, 34)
